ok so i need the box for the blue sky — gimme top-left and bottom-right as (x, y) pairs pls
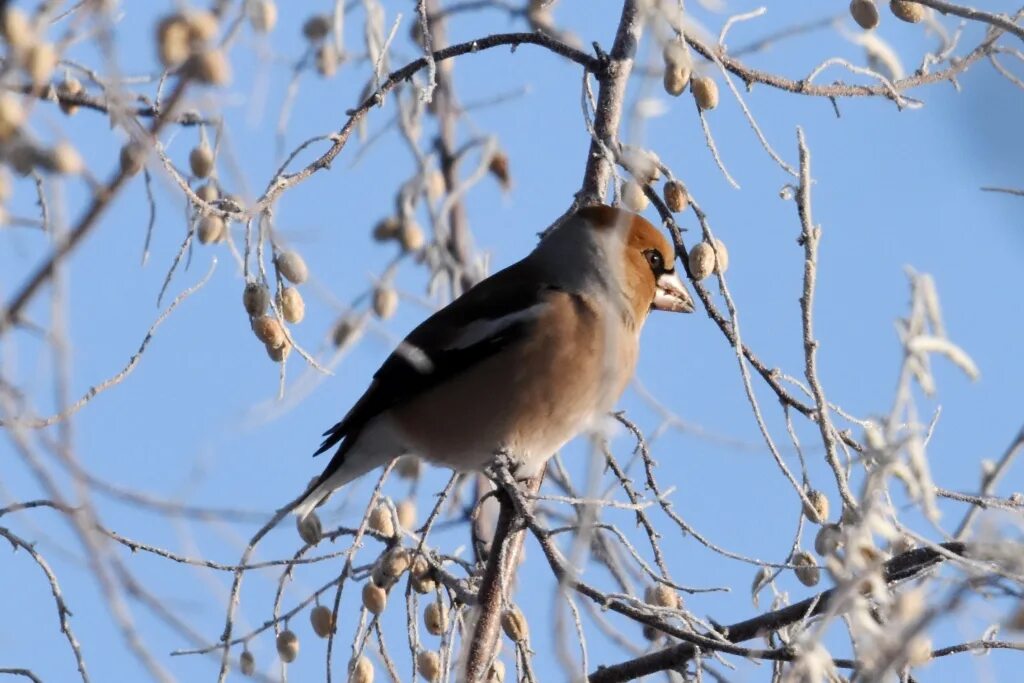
(2, 1), (1022, 681)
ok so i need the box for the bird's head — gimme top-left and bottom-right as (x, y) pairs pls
(572, 205), (695, 321)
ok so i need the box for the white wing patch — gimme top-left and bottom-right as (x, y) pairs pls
(444, 302), (549, 351)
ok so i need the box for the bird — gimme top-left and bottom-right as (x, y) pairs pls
(293, 204), (694, 523)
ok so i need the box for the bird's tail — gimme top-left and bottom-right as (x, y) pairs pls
(293, 419), (407, 521)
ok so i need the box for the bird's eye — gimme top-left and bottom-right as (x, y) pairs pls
(644, 249), (665, 273)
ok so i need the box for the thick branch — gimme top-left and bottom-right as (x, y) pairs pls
(588, 543), (968, 682)
(578, 0), (642, 204)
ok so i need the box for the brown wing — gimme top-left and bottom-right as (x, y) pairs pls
(313, 258), (557, 460)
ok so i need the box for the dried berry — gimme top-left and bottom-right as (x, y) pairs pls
(239, 650), (255, 676)
(792, 551), (820, 587)
(1, 8), (32, 52)
(189, 142), (214, 178)
(850, 0), (880, 30)
(712, 238), (729, 273)
(692, 76), (719, 110)
(488, 150), (511, 190)
(373, 216), (401, 241)
(362, 581), (387, 614)
(400, 220), (425, 252)
(310, 605), (334, 638)
(248, 0), (278, 33)
(622, 180), (648, 212)
(814, 523), (843, 556)
(803, 490), (830, 524)
(25, 42), (58, 87)
(186, 11), (219, 42)
(416, 650), (440, 682)
(396, 455), (421, 479)
(157, 14), (191, 68)
(296, 511), (321, 545)
(890, 0), (925, 22)
(189, 50), (231, 85)
(372, 287), (398, 320)
(197, 182), (219, 203)
(266, 338), (291, 362)
(278, 287), (305, 324)
(302, 15), (330, 41)
(197, 215), (225, 244)
(663, 180), (689, 213)
(120, 141), (146, 176)
(0, 94), (25, 141)
(276, 630), (299, 663)
(397, 500), (416, 530)
(644, 584), (680, 609)
(317, 43), (338, 78)
(350, 655), (374, 683)
(276, 251), (309, 284)
(379, 548), (411, 581)
(252, 315), (286, 348)
(663, 65), (690, 97)
(424, 600), (448, 636)
(331, 317), (356, 348)
(687, 242), (715, 281)
(58, 75), (83, 115)
(51, 142), (83, 175)
(500, 606), (528, 641)
(368, 503), (395, 537)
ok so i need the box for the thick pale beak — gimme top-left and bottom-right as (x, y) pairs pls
(653, 270), (695, 313)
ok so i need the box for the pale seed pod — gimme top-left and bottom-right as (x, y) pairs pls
(424, 600), (448, 636)
(350, 655), (374, 683)
(303, 14), (330, 41)
(57, 75), (83, 115)
(380, 548), (411, 580)
(51, 142), (83, 175)
(663, 180), (689, 213)
(907, 636), (932, 666)
(850, 0), (880, 30)
(399, 220), (425, 252)
(0, 94), (25, 141)
(252, 314), (286, 348)
(362, 581), (387, 614)
(120, 141), (146, 176)
(276, 629), (299, 663)
(266, 338), (292, 362)
(278, 287), (305, 324)
(189, 142), (214, 178)
(687, 242), (715, 281)
(792, 551), (820, 587)
(197, 182), (219, 203)
(416, 650), (441, 683)
(186, 10), (219, 42)
(331, 317), (356, 348)
(1, 8), (32, 52)
(9, 142), (37, 176)
(501, 606), (528, 642)
(644, 584), (680, 610)
(372, 287), (398, 320)
(803, 490), (830, 524)
(243, 283), (270, 316)
(248, 0), (278, 33)
(310, 605), (334, 638)
(890, 0), (925, 22)
(189, 50), (231, 85)
(368, 503), (395, 537)
(156, 14), (191, 68)
(396, 454), (421, 479)
(197, 215), (225, 244)
(712, 238), (729, 273)
(895, 589), (925, 621)
(814, 523), (843, 556)
(25, 42), (58, 87)
(488, 150), (511, 190)
(663, 65), (690, 97)
(316, 43), (338, 78)
(621, 180), (648, 212)
(397, 500), (416, 530)
(426, 170), (446, 202)
(373, 216), (401, 241)
(411, 571), (436, 594)
(487, 660), (505, 683)
(239, 650), (256, 676)
(276, 251), (309, 284)
(692, 76), (719, 110)
(296, 511), (322, 545)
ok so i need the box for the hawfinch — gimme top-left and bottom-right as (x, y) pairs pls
(293, 205), (693, 521)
